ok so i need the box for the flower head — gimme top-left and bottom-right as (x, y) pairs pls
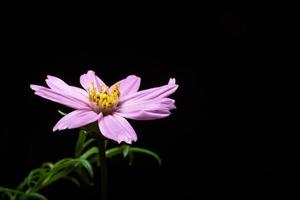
(31, 70), (178, 144)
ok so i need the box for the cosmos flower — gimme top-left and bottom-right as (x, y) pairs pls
(30, 70), (178, 144)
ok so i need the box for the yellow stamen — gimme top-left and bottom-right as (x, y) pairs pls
(87, 82), (120, 114)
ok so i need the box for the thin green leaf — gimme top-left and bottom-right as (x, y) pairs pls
(24, 192), (48, 200)
(80, 147), (99, 160)
(106, 145), (161, 165)
(82, 138), (95, 151)
(0, 187), (27, 199)
(105, 147), (124, 158)
(129, 147), (162, 166)
(39, 159), (78, 188)
(63, 177), (81, 187)
(75, 130), (87, 157)
(79, 159), (94, 178)
(74, 169), (93, 186)
(40, 167), (74, 189)
(26, 168), (47, 188)
(0, 187), (20, 194)
(41, 162), (54, 169)
(57, 110), (67, 116)
(52, 158), (77, 170)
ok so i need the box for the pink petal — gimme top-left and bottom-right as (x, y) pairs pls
(53, 110), (100, 131)
(117, 98), (175, 120)
(46, 75), (88, 102)
(168, 78), (176, 85)
(30, 84), (90, 109)
(98, 114), (137, 144)
(119, 78), (178, 104)
(80, 70), (106, 90)
(110, 75), (141, 100)
(46, 75), (72, 92)
(30, 85), (45, 91)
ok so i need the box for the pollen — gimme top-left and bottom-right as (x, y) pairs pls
(87, 83), (120, 114)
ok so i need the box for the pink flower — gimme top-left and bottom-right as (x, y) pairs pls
(30, 70), (178, 144)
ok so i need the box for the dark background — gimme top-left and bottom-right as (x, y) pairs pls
(0, 1), (297, 199)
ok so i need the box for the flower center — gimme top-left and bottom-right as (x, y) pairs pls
(87, 82), (120, 114)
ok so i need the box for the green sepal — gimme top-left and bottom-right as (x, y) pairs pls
(122, 145), (130, 158)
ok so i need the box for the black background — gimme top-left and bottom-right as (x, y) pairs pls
(0, 1), (297, 200)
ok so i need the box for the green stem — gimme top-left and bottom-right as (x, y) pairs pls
(97, 136), (108, 200)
